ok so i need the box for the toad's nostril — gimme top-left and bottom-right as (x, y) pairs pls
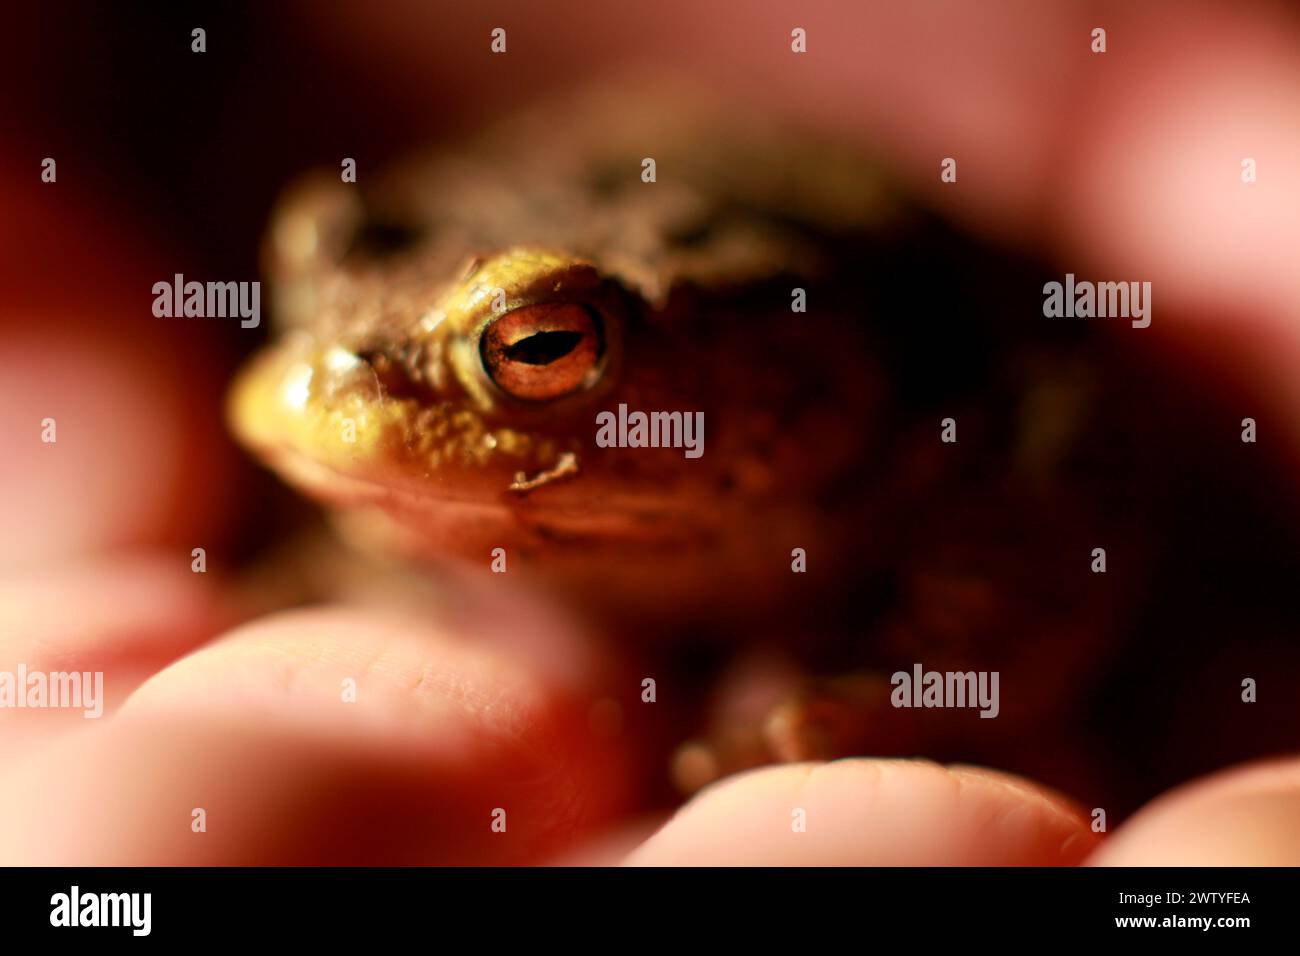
(346, 219), (425, 260)
(504, 331), (584, 366)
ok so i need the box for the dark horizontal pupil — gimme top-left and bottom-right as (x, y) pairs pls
(504, 330), (584, 365)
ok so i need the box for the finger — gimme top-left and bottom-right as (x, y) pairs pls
(0, 553), (229, 748)
(0, 606), (632, 864)
(1088, 757), (1300, 866)
(623, 759), (1098, 866)
(545, 815), (668, 866)
(0, 159), (238, 569)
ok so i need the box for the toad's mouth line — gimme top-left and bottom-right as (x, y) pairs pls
(254, 436), (717, 545)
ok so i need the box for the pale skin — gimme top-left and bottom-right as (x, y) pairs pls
(0, 543), (1297, 864)
(3, 0), (1299, 864)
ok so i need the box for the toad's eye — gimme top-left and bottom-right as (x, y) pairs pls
(480, 302), (605, 401)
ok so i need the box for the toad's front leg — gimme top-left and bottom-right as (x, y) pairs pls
(669, 658), (913, 793)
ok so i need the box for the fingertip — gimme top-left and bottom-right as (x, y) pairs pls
(0, 553), (230, 748)
(624, 758), (1098, 866)
(1088, 757), (1300, 866)
(96, 605), (633, 863)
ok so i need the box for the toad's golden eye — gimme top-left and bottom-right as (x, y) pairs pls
(480, 302), (605, 401)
